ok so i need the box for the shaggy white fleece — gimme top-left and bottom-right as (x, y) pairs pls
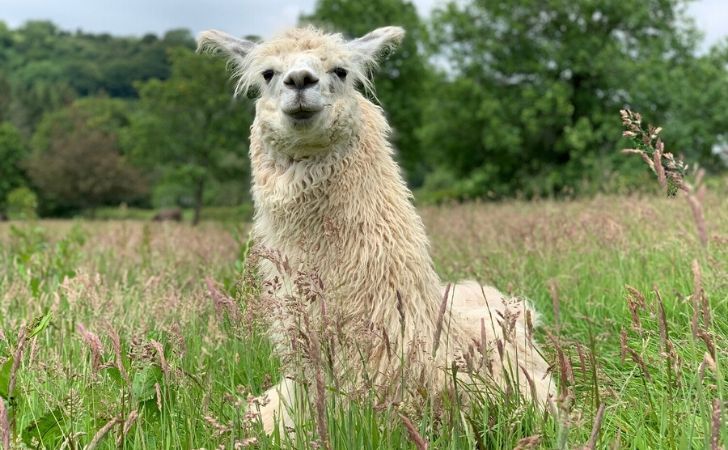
(199, 25), (555, 434)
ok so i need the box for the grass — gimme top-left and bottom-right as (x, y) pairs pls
(87, 205), (253, 223)
(0, 192), (726, 449)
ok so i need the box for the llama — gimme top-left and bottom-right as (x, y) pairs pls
(198, 25), (554, 433)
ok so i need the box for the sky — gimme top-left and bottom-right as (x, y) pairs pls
(1, 0), (726, 50)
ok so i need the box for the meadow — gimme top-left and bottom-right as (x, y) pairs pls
(0, 192), (726, 449)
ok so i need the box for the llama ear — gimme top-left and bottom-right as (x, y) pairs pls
(197, 29), (256, 62)
(348, 26), (405, 63)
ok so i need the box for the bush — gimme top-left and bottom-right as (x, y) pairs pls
(6, 186), (39, 220)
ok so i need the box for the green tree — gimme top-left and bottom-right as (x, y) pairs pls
(27, 98), (146, 215)
(0, 122), (29, 211)
(423, 0), (728, 198)
(124, 48), (253, 225)
(303, 0), (433, 185)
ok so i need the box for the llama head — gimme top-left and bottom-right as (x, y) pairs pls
(198, 25), (404, 158)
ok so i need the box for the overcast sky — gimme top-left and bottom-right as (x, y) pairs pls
(2, 0), (726, 50)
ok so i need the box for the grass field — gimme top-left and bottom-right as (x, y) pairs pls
(0, 193), (726, 449)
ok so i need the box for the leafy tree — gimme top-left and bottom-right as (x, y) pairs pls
(423, 0), (728, 198)
(27, 98), (146, 215)
(0, 122), (29, 211)
(303, 0), (433, 185)
(124, 48), (253, 225)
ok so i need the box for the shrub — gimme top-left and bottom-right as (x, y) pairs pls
(6, 186), (38, 220)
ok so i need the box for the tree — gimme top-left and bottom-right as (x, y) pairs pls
(124, 48), (253, 225)
(303, 0), (433, 185)
(0, 122), (29, 211)
(0, 21), (194, 135)
(27, 98), (146, 215)
(423, 0), (728, 199)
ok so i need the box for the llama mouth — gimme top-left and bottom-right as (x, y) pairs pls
(284, 107), (322, 121)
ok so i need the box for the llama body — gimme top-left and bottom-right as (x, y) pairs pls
(199, 26), (554, 433)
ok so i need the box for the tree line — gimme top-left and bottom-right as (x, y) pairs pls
(1, 0), (726, 221)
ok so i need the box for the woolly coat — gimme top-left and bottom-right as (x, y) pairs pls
(249, 92), (553, 414)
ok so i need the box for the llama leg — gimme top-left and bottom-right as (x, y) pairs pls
(256, 377), (296, 435)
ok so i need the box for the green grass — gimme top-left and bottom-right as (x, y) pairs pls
(0, 193), (726, 449)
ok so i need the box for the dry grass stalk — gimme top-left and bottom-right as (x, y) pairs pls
(150, 340), (169, 377)
(610, 430), (622, 450)
(548, 332), (575, 389)
(691, 259), (703, 338)
(8, 327), (27, 401)
(693, 260), (712, 329)
(120, 409), (139, 439)
(399, 413), (428, 450)
(576, 344), (588, 377)
(513, 435), (541, 450)
(520, 364), (538, 402)
(711, 399), (723, 450)
(106, 325), (129, 383)
(654, 289), (671, 353)
(548, 279), (560, 331)
(206, 277), (241, 321)
(302, 313), (330, 450)
(625, 286), (645, 332)
(382, 327), (392, 360)
(204, 415), (231, 437)
(155, 382), (163, 411)
(625, 347), (652, 382)
(696, 329), (716, 359)
(396, 290), (405, 336)
(76, 323), (104, 374)
(85, 416), (121, 450)
(480, 318), (493, 375)
(620, 109), (709, 247)
(432, 283), (450, 358)
(582, 403), (607, 450)
(0, 396), (10, 450)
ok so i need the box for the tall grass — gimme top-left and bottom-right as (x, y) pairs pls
(0, 188), (726, 448)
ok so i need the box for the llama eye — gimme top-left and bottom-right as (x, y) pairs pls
(262, 69), (275, 82)
(332, 67), (348, 80)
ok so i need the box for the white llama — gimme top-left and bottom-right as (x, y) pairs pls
(198, 25), (554, 433)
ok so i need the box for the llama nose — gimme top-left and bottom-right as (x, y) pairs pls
(283, 69), (319, 90)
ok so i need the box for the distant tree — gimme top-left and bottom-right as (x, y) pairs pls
(0, 122), (29, 211)
(5, 186), (38, 220)
(303, 0), (433, 185)
(27, 98), (146, 215)
(423, 0), (728, 198)
(124, 48), (253, 225)
(0, 21), (194, 134)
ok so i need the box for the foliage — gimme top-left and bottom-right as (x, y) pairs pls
(303, 0), (433, 185)
(420, 0), (728, 199)
(0, 20), (194, 133)
(124, 48), (254, 224)
(5, 186), (38, 220)
(1, 0), (728, 213)
(0, 122), (28, 211)
(26, 98), (147, 215)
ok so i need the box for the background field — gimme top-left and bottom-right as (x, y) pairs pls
(1, 192), (726, 449)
